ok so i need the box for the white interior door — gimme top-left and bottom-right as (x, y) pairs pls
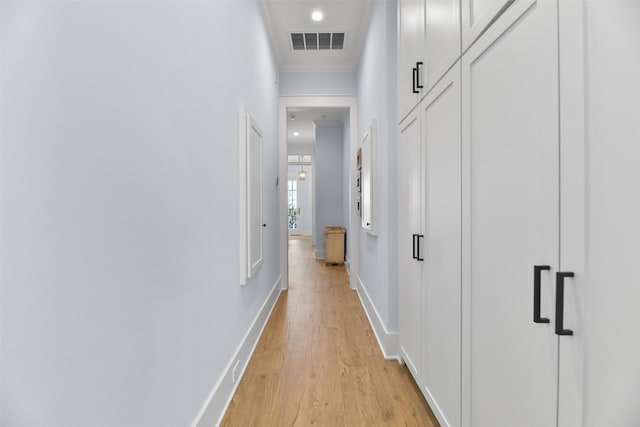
(461, 1), (559, 426)
(398, 110), (423, 380)
(422, 62), (461, 427)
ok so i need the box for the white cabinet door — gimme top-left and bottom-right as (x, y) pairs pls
(398, 110), (423, 379)
(422, 62), (462, 427)
(398, 0), (425, 122)
(461, 1), (559, 426)
(424, 0), (460, 92)
(559, 1), (640, 426)
(461, 0), (515, 51)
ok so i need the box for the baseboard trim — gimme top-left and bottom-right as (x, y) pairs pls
(422, 383), (452, 427)
(190, 276), (282, 427)
(344, 256), (351, 276)
(314, 249), (325, 260)
(356, 275), (399, 360)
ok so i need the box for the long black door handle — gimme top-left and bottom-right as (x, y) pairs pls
(412, 234), (417, 259)
(533, 265), (551, 323)
(555, 272), (575, 336)
(412, 68), (419, 94)
(416, 234), (424, 261)
(416, 62), (424, 89)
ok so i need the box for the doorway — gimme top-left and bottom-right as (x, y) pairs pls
(279, 96), (358, 291)
(287, 155), (312, 236)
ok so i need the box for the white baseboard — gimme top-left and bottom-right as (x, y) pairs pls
(314, 249), (325, 259)
(344, 256), (351, 276)
(356, 275), (399, 360)
(190, 276), (282, 427)
(422, 383), (452, 427)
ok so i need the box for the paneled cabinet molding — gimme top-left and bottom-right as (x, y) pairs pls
(461, 0), (514, 51)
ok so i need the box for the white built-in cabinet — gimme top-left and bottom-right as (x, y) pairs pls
(461, 0), (559, 425)
(398, 0), (424, 121)
(422, 64), (462, 427)
(398, 63), (462, 427)
(397, 0), (459, 121)
(398, 106), (423, 381)
(397, 0), (640, 426)
(557, 2), (640, 426)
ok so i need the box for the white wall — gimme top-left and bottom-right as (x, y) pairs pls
(280, 72), (357, 95)
(314, 124), (346, 258)
(356, 0), (398, 330)
(0, 2), (279, 426)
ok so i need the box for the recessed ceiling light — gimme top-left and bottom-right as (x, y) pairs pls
(293, 132), (300, 136)
(311, 10), (324, 22)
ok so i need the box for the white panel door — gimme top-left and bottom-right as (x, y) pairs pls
(398, 0), (425, 122)
(424, 0), (460, 92)
(461, 0), (514, 51)
(422, 62), (462, 427)
(398, 110), (423, 379)
(559, 1), (640, 426)
(461, 1), (559, 426)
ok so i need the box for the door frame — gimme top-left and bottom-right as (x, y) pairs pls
(279, 95), (358, 290)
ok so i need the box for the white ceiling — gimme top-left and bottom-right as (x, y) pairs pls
(259, 0), (373, 72)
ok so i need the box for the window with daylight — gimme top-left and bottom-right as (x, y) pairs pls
(288, 180), (298, 230)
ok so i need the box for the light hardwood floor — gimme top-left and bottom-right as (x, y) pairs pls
(221, 236), (439, 426)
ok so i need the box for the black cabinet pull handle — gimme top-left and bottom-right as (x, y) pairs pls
(533, 265), (551, 323)
(412, 68), (419, 94)
(416, 234), (424, 261)
(416, 62), (424, 89)
(555, 272), (575, 336)
(412, 234), (418, 259)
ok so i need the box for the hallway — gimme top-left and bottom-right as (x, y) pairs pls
(221, 237), (439, 426)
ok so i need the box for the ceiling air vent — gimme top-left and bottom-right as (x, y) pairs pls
(290, 32), (346, 51)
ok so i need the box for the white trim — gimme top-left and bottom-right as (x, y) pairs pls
(279, 95), (359, 291)
(238, 108), (247, 285)
(190, 276), (282, 427)
(422, 383), (453, 427)
(356, 275), (399, 360)
(246, 114), (264, 279)
(314, 249), (326, 260)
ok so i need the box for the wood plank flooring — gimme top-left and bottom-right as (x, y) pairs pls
(221, 236), (439, 426)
